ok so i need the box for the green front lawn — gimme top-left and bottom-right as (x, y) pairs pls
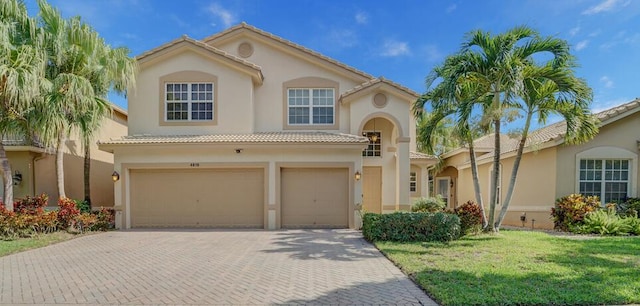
(376, 230), (640, 306)
(0, 232), (76, 257)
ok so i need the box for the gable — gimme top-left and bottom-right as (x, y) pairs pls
(203, 23), (371, 84)
(137, 36), (263, 85)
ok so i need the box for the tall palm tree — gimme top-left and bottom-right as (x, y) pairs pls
(445, 26), (574, 231)
(79, 44), (136, 207)
(35, 0), (136, 202)
(414, 57), (491, 227)
(0, 0), (48, 208)
(495, 64), (597, 228)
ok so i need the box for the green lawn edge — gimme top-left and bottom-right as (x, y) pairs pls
(0, 232), (79, 257)
(375, 230), (640, 306)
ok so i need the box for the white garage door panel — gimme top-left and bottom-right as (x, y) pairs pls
(281, 168), (349, 228)
(130, 169), (263, 227)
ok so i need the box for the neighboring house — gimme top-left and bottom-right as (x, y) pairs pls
(98, 23), (438, 229)
(439, 99), (640, 229)
(1, 106), (128, 208)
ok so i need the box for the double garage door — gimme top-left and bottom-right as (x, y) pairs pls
(130, 168), (348, 228)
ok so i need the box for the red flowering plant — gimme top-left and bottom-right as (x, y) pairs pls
(57, 197), (80, 230)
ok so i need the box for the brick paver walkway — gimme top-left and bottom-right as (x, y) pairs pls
(0, 229), (437, 305)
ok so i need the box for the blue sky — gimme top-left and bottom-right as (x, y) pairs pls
(24, 0), (640, 127)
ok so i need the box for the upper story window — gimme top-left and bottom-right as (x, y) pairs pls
(287, 88), (334, 125)
(283, 77), (339, 130)
(579, 159), (630, 203)
(166, 82), (213, 121)
(362, 131), (381, 157)
(159, 71), (217, 126)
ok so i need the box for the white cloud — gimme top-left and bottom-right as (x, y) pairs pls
(446, 4), (457, 13)
(589, 29), (602, 37)
(423, 44), (443, 62)
(207, 2), (237, 28)
(599, 76), (614, 88)
(380, 40), (411, 57)
(326, 29), (358, 48)
(575, 40), (589, 51)
(582, 0), (630, 15)
(569, 26), (580, 36)
(355, 11), (369, 24)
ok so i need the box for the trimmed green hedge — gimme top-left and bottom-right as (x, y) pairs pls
(362, 212), (461, 242)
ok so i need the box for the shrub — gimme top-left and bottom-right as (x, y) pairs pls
(578, 207), (632, 236)
(454, 200), (483, 235)
(75, 199), (91, 214)
(551, 194), (600, 232)
(412, 195), (446, 213)
(14, 194), (49, 215)
(57, 197), (80, 230)
(75, 213), (98, 233)
(362, 212), (460, 242)
(1, 200), (58, 240)
(91, 207), (115, 231)
(623, 216), (640, 235)
(616, 198), (640, 218)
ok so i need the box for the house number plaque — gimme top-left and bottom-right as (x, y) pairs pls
(190, 163), (200, 167)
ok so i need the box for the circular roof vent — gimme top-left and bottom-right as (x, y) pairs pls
(238, 42), (254, 58)
(373, 93), (388, 108)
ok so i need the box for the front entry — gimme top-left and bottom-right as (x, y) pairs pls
(362, 166), (382, 213)
(436, 177), (450, 207)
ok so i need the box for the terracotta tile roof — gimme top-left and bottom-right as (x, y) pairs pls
(136, 35), (264, 82)
(410, 151), (438, 160)
(203, 22), (373, 81)
(467, 98), (640, 159)
(99, 132), (369, 145)
(340, 77), (420, 101)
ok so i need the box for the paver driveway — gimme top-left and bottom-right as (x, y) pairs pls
(0, 229), (437, 305)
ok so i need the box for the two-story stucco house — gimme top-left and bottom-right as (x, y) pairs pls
(98, 23), (437, 229)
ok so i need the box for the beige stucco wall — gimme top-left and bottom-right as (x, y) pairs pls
(111, 144), (363, 229)
(450, 146), (557, 229)
(0, 151), (38, 201)
(35, 110), (127, 207)
(128, 51), (254, 135)
(210, 38), (364, 134)
(556, 112), (640, 200)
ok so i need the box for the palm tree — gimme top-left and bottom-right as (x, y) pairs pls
(414, 58), (490, 227)
(495, 64), (597, 228)
(0, 0), (48, 208)
(35, 0), (136, 202)
(444, 26), (574, 231)
(79, 44), (136, 207)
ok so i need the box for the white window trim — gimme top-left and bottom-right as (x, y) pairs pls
(436, 176), (451, 205)
(575, 146), (638, 200)
(165, 82), (214, 122)
(286, 88), (335, 125)
(409, 171), (417, 193)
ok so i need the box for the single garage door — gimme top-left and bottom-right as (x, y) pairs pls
(281, 168), (349, 228)
(130, 168), (264, 227)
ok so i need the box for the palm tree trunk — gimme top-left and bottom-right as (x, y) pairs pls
(56, 130), (66, 199)
(0, 142), (14, 210)
(83, 138), (91, 208)
(488, 118), (501, 232)
(496, 112), (533, 228)
(468, 139), (488, 228)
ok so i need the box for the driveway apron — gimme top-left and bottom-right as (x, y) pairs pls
(0, 229), (438, 305)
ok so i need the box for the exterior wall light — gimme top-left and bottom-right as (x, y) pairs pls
(354, 171), (361, 181)
(235, 148), (243, 154)
(12, 171), (22, 185)
(112, 171), (120, 182)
